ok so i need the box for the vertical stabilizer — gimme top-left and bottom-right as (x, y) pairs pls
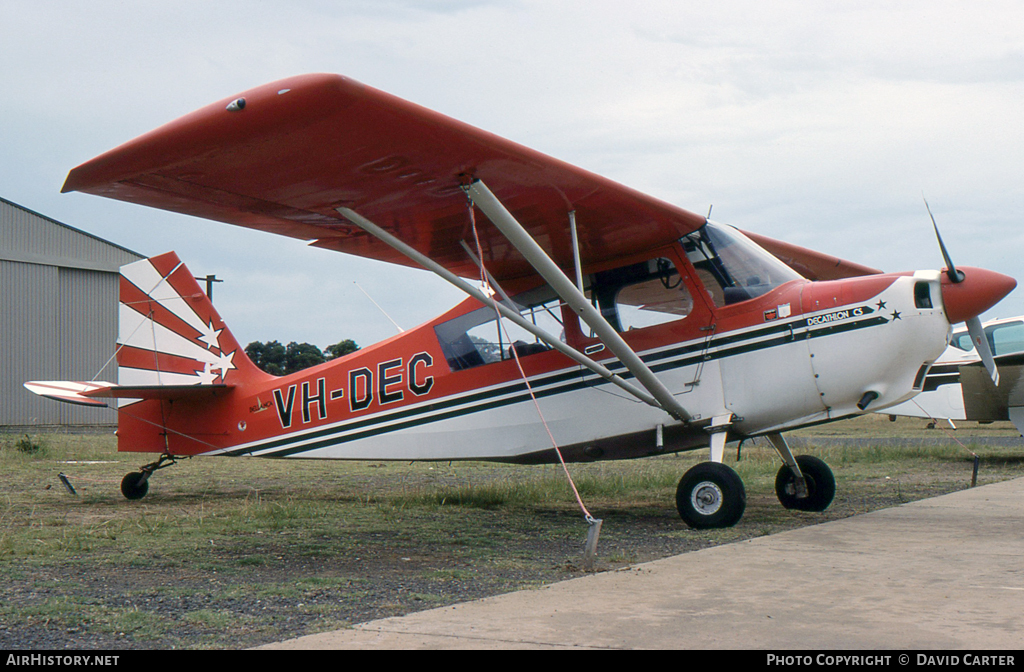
(117, 252), (268, 403)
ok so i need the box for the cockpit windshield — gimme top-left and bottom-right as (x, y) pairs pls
(681, 222), (803, 306)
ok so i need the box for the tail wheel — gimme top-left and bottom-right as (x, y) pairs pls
(120, 472), (150, 500)
(775, 455), (835, 512)
(676, 462), (746, 529)
(119, 453), (177, 500)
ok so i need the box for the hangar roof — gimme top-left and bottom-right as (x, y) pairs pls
(0, 195), (143, 273)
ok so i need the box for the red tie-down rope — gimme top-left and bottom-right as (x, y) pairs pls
(466, 199), (597, 524)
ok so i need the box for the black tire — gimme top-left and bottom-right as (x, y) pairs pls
(121, 472), (149, 500)
(676, 462), (746, 529)
(775, 455), (835, 512)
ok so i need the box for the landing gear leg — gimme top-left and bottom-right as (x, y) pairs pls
(676, 415), (746, 529)
(766, 432), (808, 499)
(121, 453), (177, 500)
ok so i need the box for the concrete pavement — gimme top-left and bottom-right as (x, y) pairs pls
(260, 477), (1024, 650)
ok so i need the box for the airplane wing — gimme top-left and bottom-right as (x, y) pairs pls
(741, 230), (882, 281)
(62, 73), (707, 281)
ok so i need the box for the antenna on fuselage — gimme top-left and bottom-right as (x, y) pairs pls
(353, 281), (405, 334)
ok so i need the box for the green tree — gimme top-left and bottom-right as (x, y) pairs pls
(325, 339), (360, 359)
(245, 340), (288, 376)
(245, 339), (360, 376)
(283, 341), (326, 373)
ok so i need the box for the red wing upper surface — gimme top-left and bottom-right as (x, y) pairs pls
(741, 230), (882, 281)
(63, 74), (708, 281)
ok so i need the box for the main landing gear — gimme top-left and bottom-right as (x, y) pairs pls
(674, 429), (835, 529)
(676, 462), (746, 529)
(120, 453), (178, 500)
(774, 454), (835, 512)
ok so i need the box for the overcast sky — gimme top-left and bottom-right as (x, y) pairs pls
(3, 1), (1022, 350)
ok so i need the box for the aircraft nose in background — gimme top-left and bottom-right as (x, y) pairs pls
(940, 266), (1017, 324)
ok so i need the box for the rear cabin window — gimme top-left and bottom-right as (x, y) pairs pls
(950, 332), (974, 352)
(434, 285), (564, 371)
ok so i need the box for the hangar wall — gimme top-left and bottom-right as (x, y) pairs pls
(1, 196), (143, 428)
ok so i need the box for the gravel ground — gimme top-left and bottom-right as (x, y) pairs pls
(0, 507), (697, 650)
(0, 482), (965, 650)
(4, 417), (1019, 650)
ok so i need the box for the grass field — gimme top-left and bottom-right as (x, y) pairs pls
(1, 414), (1021, 649)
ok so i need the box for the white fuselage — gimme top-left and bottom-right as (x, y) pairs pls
(218, 274), (950, 462)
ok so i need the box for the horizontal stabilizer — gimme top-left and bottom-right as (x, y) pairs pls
(25, 380), (234, 406)
(83, 384), (233, 400)
(23, 381), (115, 407)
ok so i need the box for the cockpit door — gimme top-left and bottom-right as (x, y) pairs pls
(716, 282), (828, 433)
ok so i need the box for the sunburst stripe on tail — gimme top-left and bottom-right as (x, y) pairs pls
(115, 253), (268, 399)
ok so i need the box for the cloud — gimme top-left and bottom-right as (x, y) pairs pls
(3, 1), (1022, 348)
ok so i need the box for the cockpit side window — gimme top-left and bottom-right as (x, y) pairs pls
(989, 321), (1024, 356)
(681, 222), (803, 306)
(587, 256), (693, 333)
(950, 321), (1024, 356)
(435, 253), (701, 370)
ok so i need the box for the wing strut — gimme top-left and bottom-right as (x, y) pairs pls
(335, 207), (666, 412)
(465, 180), (691, 424)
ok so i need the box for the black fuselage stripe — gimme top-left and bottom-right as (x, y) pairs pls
(226, 313), (886, 457)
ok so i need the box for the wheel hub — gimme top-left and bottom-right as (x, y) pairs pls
(690, 480), (723, 515)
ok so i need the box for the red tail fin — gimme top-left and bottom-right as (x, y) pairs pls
(117, 251), (267, 391)
(115, 252), (271, 454)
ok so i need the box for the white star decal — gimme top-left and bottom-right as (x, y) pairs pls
(211, 350), (236, 378)
(198, 320), (223, 350)
(193, 350), (235, 384)
(194, 363), (219, 385)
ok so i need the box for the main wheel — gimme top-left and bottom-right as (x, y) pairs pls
(676, 462), (746, 529)
(775, 455), (835, 512)
(121, 472), (149, 500)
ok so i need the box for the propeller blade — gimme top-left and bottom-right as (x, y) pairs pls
(966, 316), (999, 386)
(924, 198), (964, 283)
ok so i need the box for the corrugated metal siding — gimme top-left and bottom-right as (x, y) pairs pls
(56, 267), (120, 424)
(2, 259), (60, 425)
(1, 198), (141, 426)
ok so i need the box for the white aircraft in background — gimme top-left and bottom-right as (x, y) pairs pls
(884, 315), (1024, 434)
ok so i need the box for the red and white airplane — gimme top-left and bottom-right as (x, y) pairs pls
(26, 74), (1016, 529)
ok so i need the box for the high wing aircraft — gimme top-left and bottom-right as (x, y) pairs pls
(883, 316), (1024, 434)
(26, 74), (1017, 529)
